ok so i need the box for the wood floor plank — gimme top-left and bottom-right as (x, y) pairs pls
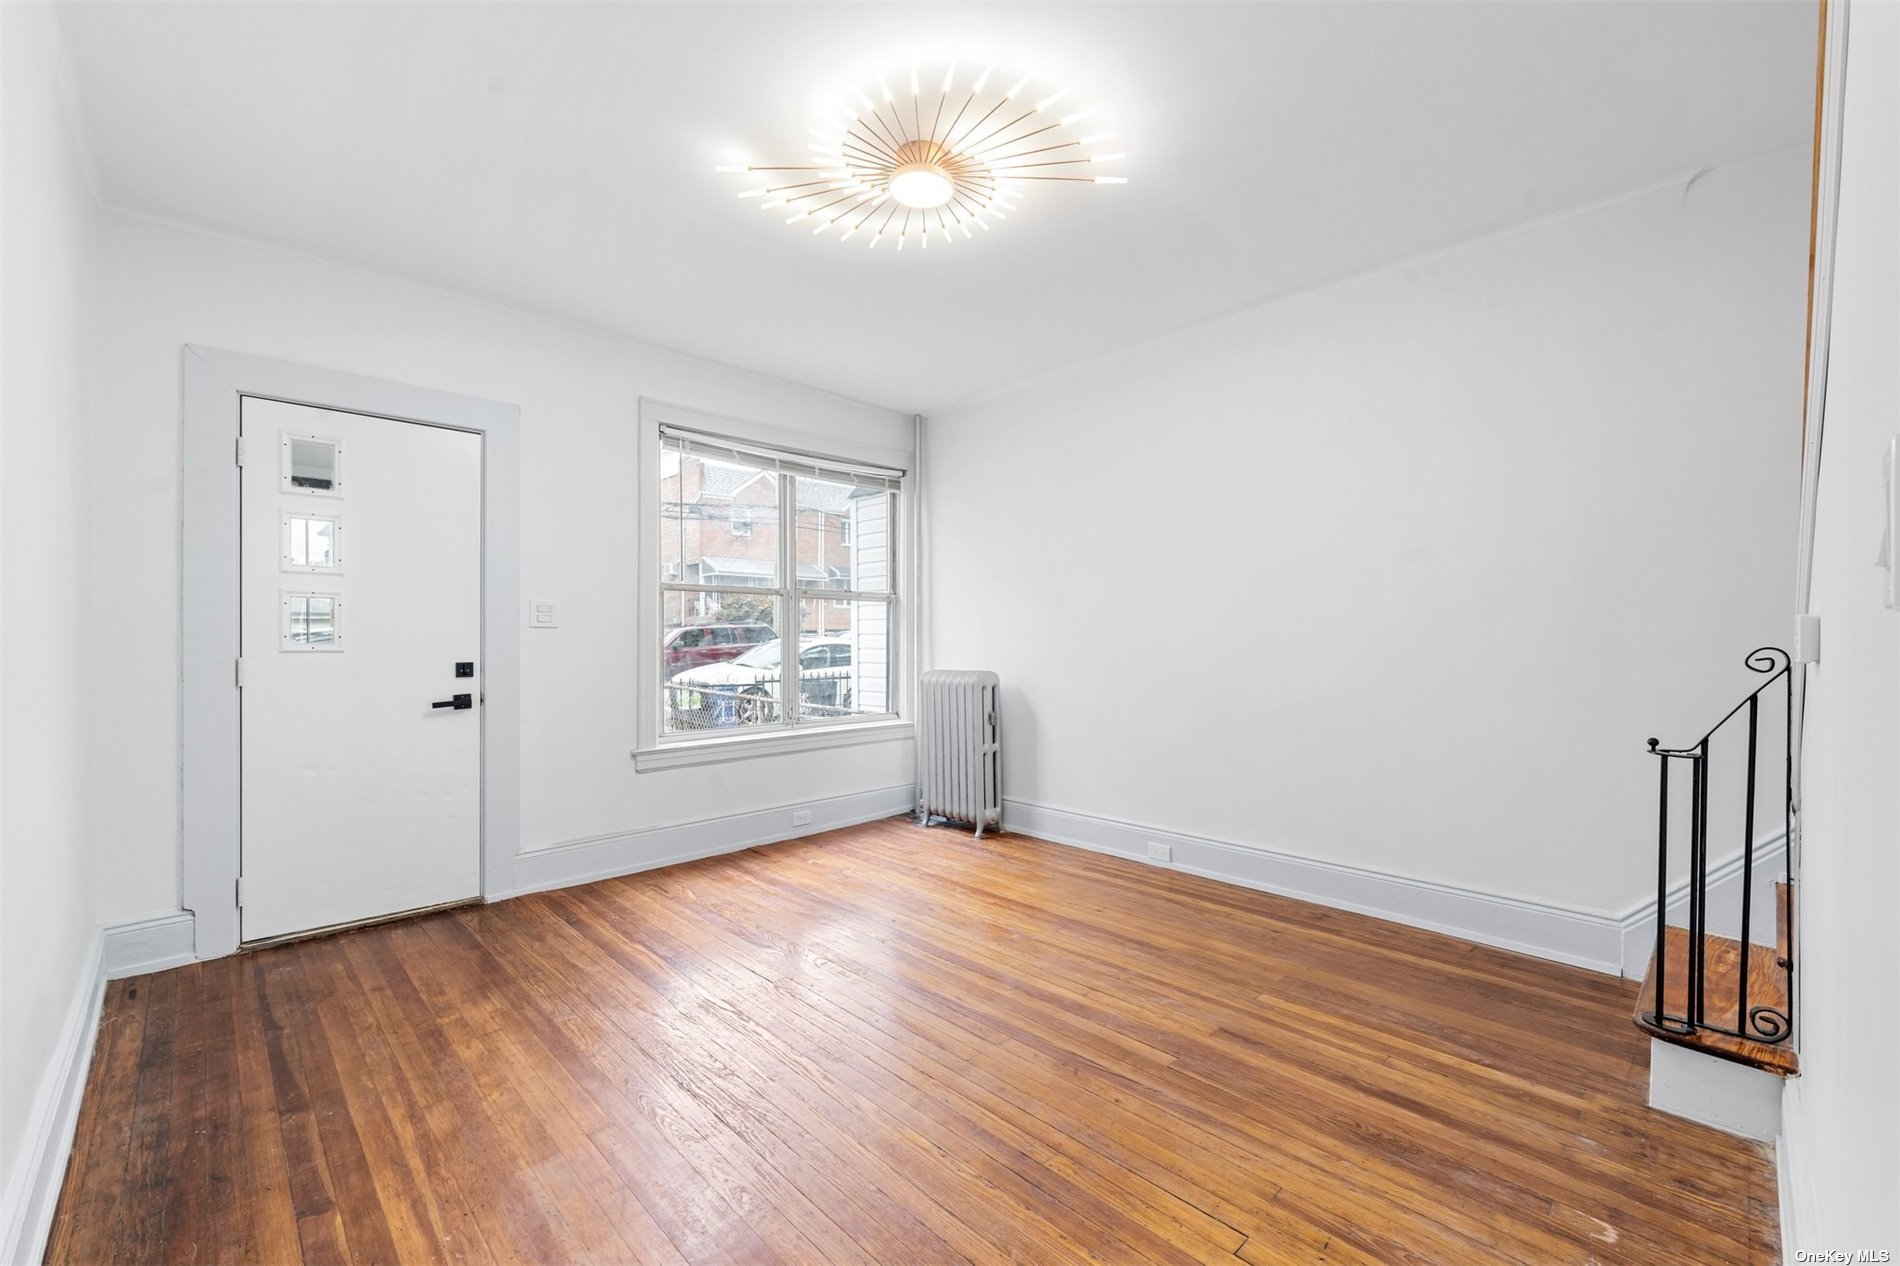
(470, 903), (959, 1265)
(568, 884), (1229, 1266)
(43, 978), (147, 1265)
(49, 819), (1779, 1264)
(229, 956), (303, 1264)
(646, 852), (1551, 1263)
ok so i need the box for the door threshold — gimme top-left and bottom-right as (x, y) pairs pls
(240, 896), (480, 951)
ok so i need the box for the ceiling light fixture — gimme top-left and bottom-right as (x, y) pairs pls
(716, 55), (1126, 252)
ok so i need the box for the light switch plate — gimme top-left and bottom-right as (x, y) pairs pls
(529, 599), (558, 628)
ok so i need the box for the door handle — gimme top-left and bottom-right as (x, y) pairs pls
(431, 693), (473, 711)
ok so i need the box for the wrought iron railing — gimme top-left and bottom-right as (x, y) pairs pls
(1645, 647), (1794, 1046)
(664, 672), (856, 732)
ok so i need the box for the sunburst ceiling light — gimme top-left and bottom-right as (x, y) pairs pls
(716, 57), (1126, 250)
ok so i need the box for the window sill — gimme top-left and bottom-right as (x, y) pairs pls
(632, 719), (914, 772)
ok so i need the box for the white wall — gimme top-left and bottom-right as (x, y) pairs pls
(1780, 2), (1899, 1250)
(929, 145), (1810, 915)
(89, 211), (915, 924)
(0, 0), (99, 1246)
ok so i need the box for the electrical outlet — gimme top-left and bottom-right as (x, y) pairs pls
(1146, 841), (1172, 863)
(791, 809), (813, 827)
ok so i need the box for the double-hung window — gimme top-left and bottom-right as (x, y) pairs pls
(651, 421), (903, 754)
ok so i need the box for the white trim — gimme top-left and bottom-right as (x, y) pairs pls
(1778, 1078), (1819, 1264)
(1794, 0), (1852, 619)
(0, 931), (104, 1266)
(102, 911), (199, 980)
(500, 784), (915, 898)
(1005, 798), (1787, 979)
(910, 414), (928, 700)
(182, 346), (522, 958)
(633, 720), (913, 771)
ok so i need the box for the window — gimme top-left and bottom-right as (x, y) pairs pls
(282, 511), (342, 573)
(654, 423), (902, 748)
(280, 431), (343, 496)
(281, 591), (343, 650)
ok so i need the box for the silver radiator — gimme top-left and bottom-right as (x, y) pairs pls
(916, 670), (1001, 837)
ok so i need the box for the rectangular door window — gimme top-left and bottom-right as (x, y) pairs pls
(283, 512), (342, 572)
(282, 591), (343, 650)
(282, 431), (344, 495)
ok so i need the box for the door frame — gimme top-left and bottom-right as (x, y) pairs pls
(182, 346), (521, 959)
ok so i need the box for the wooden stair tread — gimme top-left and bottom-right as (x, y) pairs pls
(1633, 925), (1797, 1075)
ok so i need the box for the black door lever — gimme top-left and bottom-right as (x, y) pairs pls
(431, 693), (473, 711)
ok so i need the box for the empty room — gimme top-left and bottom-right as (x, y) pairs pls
(2, 1), (1896, 1262)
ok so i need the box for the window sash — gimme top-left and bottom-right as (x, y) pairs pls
(658, 590), (894, 731)
(659, 435), (897, 739)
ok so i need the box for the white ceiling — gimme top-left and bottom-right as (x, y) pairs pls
(56, 2), (1817, 413)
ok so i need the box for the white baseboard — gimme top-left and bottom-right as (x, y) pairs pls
(502, 783), (916, 899)
(1004, 798), (1785, 980)
(0, 930), (104, 1266)
(102, 910), (197, 980)
(1613, 830), (1789, 977)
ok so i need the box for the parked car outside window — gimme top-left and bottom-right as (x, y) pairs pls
(666, 637), (855, 728)
(661, 621), (775, 678)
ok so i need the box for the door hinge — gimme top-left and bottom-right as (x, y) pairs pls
(236, 876), (244, 907)
(235, 657), (244, 687)
(235, 436), (245, 466)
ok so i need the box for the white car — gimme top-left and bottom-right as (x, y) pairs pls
(666, 637), (854, 727)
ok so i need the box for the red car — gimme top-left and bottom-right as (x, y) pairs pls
(662, 621), (776, 678)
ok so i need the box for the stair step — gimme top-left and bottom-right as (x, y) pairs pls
(1633, 926), (1797, 1076)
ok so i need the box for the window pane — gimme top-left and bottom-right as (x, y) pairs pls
(662, 591), (785, 734)
(796, 477), (890, 594)
(286, 435), (339, 491)
(797, 598), (889, 719)
(285, 514), (338, 569)
(285, 593), (339, 648)
(662, 445), (780, 590)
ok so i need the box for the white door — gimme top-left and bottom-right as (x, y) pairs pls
(239, 397), (482, 943)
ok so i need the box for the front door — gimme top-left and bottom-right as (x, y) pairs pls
(238, 397), (482, 943)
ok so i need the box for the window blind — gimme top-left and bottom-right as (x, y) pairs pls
(660, 425), (905, 492)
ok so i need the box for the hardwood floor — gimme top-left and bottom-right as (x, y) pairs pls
(46, 820), (1778, 1264)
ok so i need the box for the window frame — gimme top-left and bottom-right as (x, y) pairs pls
(634, 399), (913, 770)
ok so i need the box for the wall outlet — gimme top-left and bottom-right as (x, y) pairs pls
(791, 808), (813, 827)
(1146, 841), (1172, 863)
(529, 599), (558, 628)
